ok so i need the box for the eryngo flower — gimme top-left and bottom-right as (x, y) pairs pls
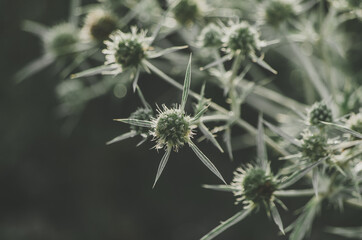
(301, 130), (329, 162)
(263, 0), (297, 27)
(81, 8), (118, 42)
(308, 101), (333, 126)
(225, 21), (261, 56)
(72, 26), (187, 91)
(198, 23), (223, 48)
(172, 0), (201, 26)
(201, 115), (324, 240)
(114, 55), (225, 187)
(44, 23), (80, 57)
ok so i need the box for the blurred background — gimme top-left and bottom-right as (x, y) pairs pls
(0, 0), (361, 239)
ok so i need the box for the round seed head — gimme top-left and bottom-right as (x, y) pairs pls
(153, 106), (192, 150)
(173, 0), (200, 26)
(44, 23), (79, 57)
(264, 0), (296, 27)
(129, 108), (154, 136)
(199, 23), (223, 48)
(308, 102), (333, 126)
(226, 22), (260, 55)
(82, 9), (118, 42)
(301, 131), (329, 162)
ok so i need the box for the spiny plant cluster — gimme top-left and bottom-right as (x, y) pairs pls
(18, 0), (361, 239)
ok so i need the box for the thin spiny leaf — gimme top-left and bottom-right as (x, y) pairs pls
(264, 120), (302, 147)
(71, 65), (114, 79)
(257, 113), (267, 170)
(198, 122), (224, 153)
(153, 147), (172, 188)
(189, 140), (226, 184)
(191, 105), (209, 123)
(200, 208), (254, 240)
(136, 86), (152, 110)
(106, 131), (137, 145)
(321, 121), (362, 139)
(202, 184), (235, 192)
(148, 45), (188, 59)
(180, 54), (192, 111)
(114, 119), (153, 128)
(270, 201), (285, 235)
(132, 67), (141, 92)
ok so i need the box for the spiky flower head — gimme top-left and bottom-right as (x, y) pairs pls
(81, 8), (118, 42)
(199, 23), (223, 48)
(44, 23), (80, 57)
(103, 27), (150, 74)
(225, 22), (261, 56)
(301, 130), (329, 162)
(308, 102), (333, 126)
(129, 108), (154, 136)
(232, 165), (276, 206)
(173, 0), (201, 26)
(264, 0), (296, 27)
(152, 105), (194, 151)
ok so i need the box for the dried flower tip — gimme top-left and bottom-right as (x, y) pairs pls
(199, 23), (223, 48)
(226, 22), (261, 55)
(129, 108), (154, 136)
(301, 131), (329, 162)
(173, 0), (200, 26)
(82, 8), (118, 42)
(152, 106), (193, 150)
(44, 23), (79, 57)
(264, 0), (296, 27)
(308, 102), (333, 126)
(103, 28), (149, 71)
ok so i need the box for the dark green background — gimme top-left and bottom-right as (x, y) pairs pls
(0, 0), (360, 239)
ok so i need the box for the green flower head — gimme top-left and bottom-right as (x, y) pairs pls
(301, 130), (329, 162)
(44, 23), (79, 57)
(199, 23), (223, 48)
(226, 22), (261, 56)
(173, 0), (200, 26)
(129, 107), (154, 136)
(264, 0), (296, 27)
(308, 102), (333, 126)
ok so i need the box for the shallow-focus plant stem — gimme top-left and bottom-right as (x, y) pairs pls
(144, 60), (288, 156)
(228, 51), (243, 118)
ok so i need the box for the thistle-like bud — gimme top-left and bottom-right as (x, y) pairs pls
(301, 131), (329, 162)
(226, 22), (261, 56)
(82, 8), (118, 42)
(199, 23), (223, 48)
(232, 166), (276, 205)
(173, 0), (200, 26)
(152, 106), (193, 150)
(308, 102), (333, 126)
(129, 108), (154, 136)
(44, 23), (79, 57)
(264, 0), (296, 27)
(103, 28), (149, 70)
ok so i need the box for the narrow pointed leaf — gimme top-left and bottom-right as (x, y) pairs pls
(264, 120), (302, 147)
(257, 113), (267, 170)
(202, 184), (235, 192)
(200, 208), (253, 240)
(279, 157), (325, 189)
(71, 65), (114, 79)
(189, 141), (226, 184)
(274, 189), (315, 197)
(312, 168), (319, 197)
(191, 106), (209, 123)
(181, 54), (192, 111)
(321, 121), (362, 139)
(22, 20), (47, 37)
(270, 201), (285, 235)
(153, 147), (172, 188)
(250, 53), (277, 74)
(200, 54), (231, 71)
(198, 122), (224, 153)
(224, 127), (234, 160)
(114, 118), (153, 128)
(106, 131), (137, 145)
(325, 226), (362, 239)
(148, 45), (188, 59)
